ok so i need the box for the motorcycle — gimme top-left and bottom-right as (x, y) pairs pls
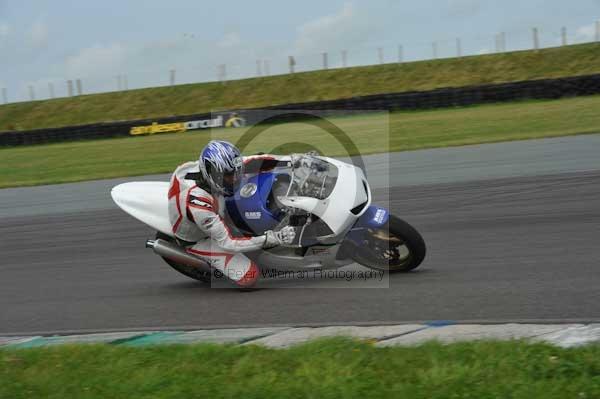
(111, 153), (426, 285)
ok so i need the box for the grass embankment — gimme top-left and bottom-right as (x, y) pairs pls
(1, 95), (599, 188)
(2, 43), (600, 131)
(1, 338), (599, 398)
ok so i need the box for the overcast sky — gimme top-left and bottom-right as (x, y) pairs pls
(1, 0), (599, 101)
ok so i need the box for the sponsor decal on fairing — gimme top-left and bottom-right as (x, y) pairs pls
(244, 211), (262, 219)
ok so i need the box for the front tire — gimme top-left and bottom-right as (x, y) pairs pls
(155, 232), (211, 283)
(351, 215), (426, 272)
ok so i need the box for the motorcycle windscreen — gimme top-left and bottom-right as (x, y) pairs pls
(277, 155), (370, 237)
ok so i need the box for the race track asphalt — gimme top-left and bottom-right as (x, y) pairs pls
(1, 135), (600, 335)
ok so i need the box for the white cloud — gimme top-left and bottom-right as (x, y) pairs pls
(18, 76), (64, 99)
(26, 76), (64, 87)
(447, 0), (481, 16)
(65, 43), (128, 78)
(477, 47), (491, 55)
(218, 32), (241, 48)
(0, 22), (9, 48)
(293, 3), (372, 55)
(28, 20), (49, 47)
(0, 22), (9, 38)
(61, 38), (229, 90)
(576, 23), (597, 42)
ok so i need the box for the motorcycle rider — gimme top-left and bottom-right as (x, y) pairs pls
(168, 140), (295, 287)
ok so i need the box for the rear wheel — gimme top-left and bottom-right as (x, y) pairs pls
(155, 232), (211, 283)
(351, 215), (426, 272)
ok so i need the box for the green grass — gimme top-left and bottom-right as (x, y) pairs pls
(2, 43), (600, 131)
(1, 95), (600, 189)
(1, 338), (599, 399)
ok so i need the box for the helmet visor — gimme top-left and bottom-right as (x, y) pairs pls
(208, 157), (243, 196)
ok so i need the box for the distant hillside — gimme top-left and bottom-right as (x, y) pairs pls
(2, 43), (600, 131)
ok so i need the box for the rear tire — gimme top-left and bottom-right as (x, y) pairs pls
(155, 232), (211, 283)
(352, 215), (426, 272)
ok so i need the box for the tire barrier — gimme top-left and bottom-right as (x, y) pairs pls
(2, 73), (600, 147)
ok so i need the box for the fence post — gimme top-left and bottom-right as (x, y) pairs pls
(288, 56), (295, 74)
(398, 45), (404, 63)
(377, 47), (384, 64)
(456, 38), (462, 57)
(116, 75), (122, 91)
(322, 52), (328, 69)
(263, 60), (270, 76)
(217, 64), (227, 82)
(123, 74), (128, 90)
(532, 27), (539, 50)
(256, 60), (263, 77)
(67, 80), (74, 97)
(495, 32), (506, 52)
(341, 50), (347, 67)
(561, 27), (567, 46)
(169, 69), (176, 86)
(2, 87), (7, 104)
(432, 42), (438, 59)
(48, 82), (55, 99)
(596, 20), (600, 42)
(28, 85), (35, 101)
(76, 79), (83, 96)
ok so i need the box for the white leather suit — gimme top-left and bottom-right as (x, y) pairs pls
(167, 155), (291, 286)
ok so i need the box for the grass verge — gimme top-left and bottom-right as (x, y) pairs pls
(1, 338), (599, 399)
(2, 43), (600, 131)
(1, 95), (600, 189)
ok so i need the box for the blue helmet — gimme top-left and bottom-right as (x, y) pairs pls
(198, 140), (243, 196)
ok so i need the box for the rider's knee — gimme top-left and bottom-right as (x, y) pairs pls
(234, 262), (260, 287)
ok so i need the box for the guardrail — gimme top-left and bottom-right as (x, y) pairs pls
(2, 73), (600, 147)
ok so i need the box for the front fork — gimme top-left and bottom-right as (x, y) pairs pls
(337, 205), (391, 259)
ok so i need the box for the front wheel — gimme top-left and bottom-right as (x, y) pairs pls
(351, 215), (426, 272)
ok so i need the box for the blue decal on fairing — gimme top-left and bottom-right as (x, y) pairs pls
(357, 206), (390, 228)
(343, 205), (390, 247)
(225, 172), (283, 235)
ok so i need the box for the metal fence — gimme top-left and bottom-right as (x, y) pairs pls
(1, 20), (600, 104)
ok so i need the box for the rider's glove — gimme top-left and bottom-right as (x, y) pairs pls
(264, 226), (296, 248)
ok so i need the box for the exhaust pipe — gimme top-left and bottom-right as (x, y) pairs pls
(146, 238), (212, 273)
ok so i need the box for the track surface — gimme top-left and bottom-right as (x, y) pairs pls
(1, 135), (600, 334)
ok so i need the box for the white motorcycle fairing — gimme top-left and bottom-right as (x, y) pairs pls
(111, 181), (173, 236)
(277, 155), (371, 238)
